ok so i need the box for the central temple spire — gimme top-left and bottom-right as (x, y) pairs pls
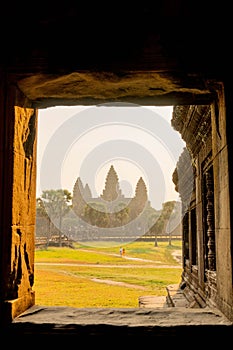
(101, 165), (122, 202)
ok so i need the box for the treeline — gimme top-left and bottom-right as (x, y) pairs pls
(36, 189), (182, 246)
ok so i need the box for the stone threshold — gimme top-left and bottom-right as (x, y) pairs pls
(3, 304), (231, 339)
(3, 284), (232, 338)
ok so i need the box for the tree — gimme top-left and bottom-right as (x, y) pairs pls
(114, 201), (130, 228)
(150, 201), (176, 246)
(36, 197), (51, 246)
(83, 201), (110, 228)
(142, 207), (160, 236)
(40, 189), (72, 246)
(161, 201), (176, 245)
(165, 201), (181, 245)
(150, 216), (164, 247)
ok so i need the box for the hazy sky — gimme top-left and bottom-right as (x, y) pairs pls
(37, 104), (186, 210)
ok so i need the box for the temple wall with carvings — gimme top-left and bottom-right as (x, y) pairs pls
(172, 85), (233, 319)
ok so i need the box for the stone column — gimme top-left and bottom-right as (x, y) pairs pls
(211, 81), (232, 318)
(0, 76), (37, 324)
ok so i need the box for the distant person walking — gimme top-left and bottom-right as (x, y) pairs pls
(119, 247), (123, 257)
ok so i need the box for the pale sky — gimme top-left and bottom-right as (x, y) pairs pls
(37, 104), (186, 210)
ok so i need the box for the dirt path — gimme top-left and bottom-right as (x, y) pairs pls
(90, 278), (148, 290)
(36, 262), (181, 268)
(78, 248), (159, 263)
(77, 247), (182, 266)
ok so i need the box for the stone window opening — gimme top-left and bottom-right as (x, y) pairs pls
(34, 104), (185, 309)
(1, 87), (232, 336)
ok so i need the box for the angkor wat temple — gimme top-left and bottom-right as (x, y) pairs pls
(72, 165), (150, 225)
(71, 164), (161, 242)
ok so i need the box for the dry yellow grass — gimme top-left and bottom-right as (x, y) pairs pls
(34, 240), (182, 307)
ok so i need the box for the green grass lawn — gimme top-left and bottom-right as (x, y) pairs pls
(34, 240), (182, 308)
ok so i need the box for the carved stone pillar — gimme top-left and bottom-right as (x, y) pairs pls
(205, 169), (216, 271)
(183, 211), (189, 265)
(0, 81), (37, 325)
